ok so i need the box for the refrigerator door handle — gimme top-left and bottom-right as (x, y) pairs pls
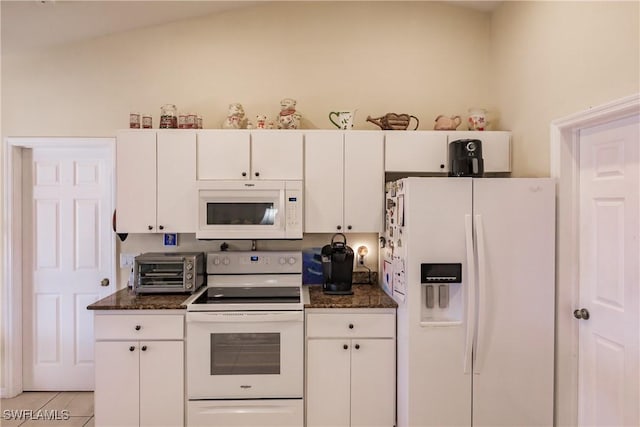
(474, 214), (487, 374)
(463, 214), (476, 374)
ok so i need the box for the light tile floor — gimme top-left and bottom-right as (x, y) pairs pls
(1, 392), (93, 427)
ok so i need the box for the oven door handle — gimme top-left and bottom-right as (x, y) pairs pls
(187, 311), (303, 323)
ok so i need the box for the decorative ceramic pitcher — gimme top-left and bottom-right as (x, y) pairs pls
(329, 110), (357, 130)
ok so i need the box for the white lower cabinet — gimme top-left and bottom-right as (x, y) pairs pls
(94, 312), (184, 427)
(305, 309), (396, 427)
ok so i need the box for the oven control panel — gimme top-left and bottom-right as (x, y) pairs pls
(206, 251), (302, 274)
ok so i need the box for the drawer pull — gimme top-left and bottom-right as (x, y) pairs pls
(343, 344), (349, 350)
(129, 346), (135, 352)
(355, 344), (360, 350)
(141, 345), (148, 351)
(348, 323), (354, 329)
(135, 325), (141, 331)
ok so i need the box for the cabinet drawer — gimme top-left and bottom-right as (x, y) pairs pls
(306, 313), (395, 338)
(95, 314), (184, 340)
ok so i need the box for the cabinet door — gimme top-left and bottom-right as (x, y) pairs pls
(385, 131), (448, 173)
(95, 341), (140, 427)
(306, 339), (351, 427)
(197, 131), (250, 180)
(251, 131), (303, 180)
(344, 132), (384, 232)
(304, 132), (344, 233)
(116, 130), (157, 232)
(350, 339), (396, 427)
(140, 341), (184, 427)
(157, 131), (197, 232)
(447, 131), (511, 173)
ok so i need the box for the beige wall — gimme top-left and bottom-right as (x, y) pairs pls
(491, 0), (640, 177)
(1, 1), (492, 137)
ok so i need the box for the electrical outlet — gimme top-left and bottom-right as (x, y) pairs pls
(119, 253), (138, 269)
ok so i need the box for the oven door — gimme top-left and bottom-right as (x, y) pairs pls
(186, 311), (304, 399)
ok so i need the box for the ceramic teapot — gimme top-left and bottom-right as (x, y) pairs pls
(434, 115), (461, 130)
(366, 113), (419, 130)
(329, 110), (357, 130)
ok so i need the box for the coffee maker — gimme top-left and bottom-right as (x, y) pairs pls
(321, 233), (354, 295)
(448, 139), (484, 177)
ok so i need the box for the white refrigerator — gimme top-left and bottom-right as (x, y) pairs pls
(381, 177), (555, 427)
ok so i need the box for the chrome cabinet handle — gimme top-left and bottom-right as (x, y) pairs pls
(573, 308), (590, 320)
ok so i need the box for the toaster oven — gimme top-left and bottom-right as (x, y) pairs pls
(133, 252), (205, 294)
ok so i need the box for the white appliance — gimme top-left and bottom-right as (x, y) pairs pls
(196, 180), (303, 240)
(381, 177), (555, 427)
(185, 251), (307, 427)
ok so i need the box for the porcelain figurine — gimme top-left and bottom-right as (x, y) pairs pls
(255, 115), (268, 129)
(277, 98), (302, 129)
(222, 103), (247, 129)
(434, 115), (462, 130)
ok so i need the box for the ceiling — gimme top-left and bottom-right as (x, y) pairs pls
(1, 1), (502, 54)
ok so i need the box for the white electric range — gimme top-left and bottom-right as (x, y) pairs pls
(184, 251), (308, 427)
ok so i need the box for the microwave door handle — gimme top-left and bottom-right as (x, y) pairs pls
(187, 312), (303, 323)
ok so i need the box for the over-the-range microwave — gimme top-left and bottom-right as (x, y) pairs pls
(196, 180), (303, 240)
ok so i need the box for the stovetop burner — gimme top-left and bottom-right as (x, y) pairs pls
(192, 286), (301, 305)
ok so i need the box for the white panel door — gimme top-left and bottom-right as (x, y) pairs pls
(344, 131), (384, 232)
(578, 114), (639, 427)
(24, 146), (114, 390)
(472, 178), (555, 427)
(304, 132), (344, 232)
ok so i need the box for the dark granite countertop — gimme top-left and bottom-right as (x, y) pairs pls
(305, 283), (397, 309)
(87, 288), (190, 310)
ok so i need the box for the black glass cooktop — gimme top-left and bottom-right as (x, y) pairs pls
(192, 286), (301, 304)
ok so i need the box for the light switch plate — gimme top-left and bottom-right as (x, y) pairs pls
(119, 253), (138, 269)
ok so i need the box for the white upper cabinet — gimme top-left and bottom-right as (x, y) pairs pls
(116, 130), (196, 233)
(197, 130), (303, 180)
(385, 131), (512, 174)
(447, 131), (511, 173)
(385, 131), (448, 173)
(304, 131), (383, 233)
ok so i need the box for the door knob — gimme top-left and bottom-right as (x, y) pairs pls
(573, 308), (590, 320)
(100, 278), (110, 287)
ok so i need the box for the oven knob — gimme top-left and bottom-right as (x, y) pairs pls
(186, 283), (193, 289)
(213, 257), (220, 265)
(279, 257), (286, 265)
(288, 257), (296, 265)
(222, 257), (230, 265)
(186, 263), (193, 270)
(186, 273), (193, 280)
